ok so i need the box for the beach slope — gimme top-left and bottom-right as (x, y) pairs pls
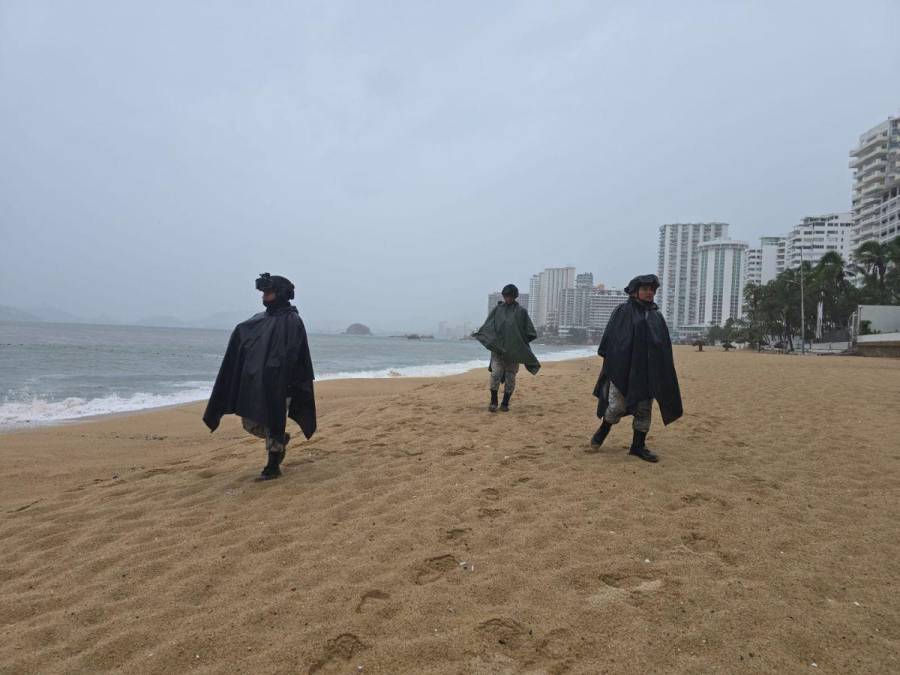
(1, 349), (898, 673)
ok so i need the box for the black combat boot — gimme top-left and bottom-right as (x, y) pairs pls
(259, 450), (285, 480)
(589, 421), (612, 448)
(628, 430), (658, 463)
(489, 390), (499, 413)
(499, 391), (512, 412)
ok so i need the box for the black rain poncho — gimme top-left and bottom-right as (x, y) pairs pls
(203, 305), (317, 443)
(473, 301), (541, 374)
(593, 279), (683, 425)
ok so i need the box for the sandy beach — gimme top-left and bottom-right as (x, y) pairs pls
(1, 348), (898, 673)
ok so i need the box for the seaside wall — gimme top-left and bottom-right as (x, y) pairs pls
(856, 332), (900, 358)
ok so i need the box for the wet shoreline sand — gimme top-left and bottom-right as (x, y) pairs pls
(1, 349), (898, 672)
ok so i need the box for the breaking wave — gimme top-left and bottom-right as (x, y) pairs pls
(0, 347), (595, 429)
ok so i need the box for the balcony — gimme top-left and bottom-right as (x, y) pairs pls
(850, 133), (888, 157)
(859, 169), (886, 187)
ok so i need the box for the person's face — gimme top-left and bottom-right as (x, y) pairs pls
(262, 290), (277, 304)
(637, 285), (656, 302)
(502, 294), (516, 305)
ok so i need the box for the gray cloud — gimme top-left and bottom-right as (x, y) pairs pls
(1, 0), (898, 331)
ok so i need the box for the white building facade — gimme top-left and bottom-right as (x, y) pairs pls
(529, 267), (576, 329)
(691, 239), (749, 330)
(850, 115), (900, 247)
(557, 285), (627, 338)
(588, 288), (627, 337)
(761, 236), (787, 282)
(877, 182), (900, 244)
(657, 222), (729, 337)
(746, 248), (762, 286)
(785, 213), (853, 268)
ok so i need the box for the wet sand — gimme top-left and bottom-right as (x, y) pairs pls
(1, 349), (898, 673)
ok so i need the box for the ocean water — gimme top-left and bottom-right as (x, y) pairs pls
(0, 321), (596, 429)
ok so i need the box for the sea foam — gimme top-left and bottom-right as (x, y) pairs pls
(0, 348), (595, 428)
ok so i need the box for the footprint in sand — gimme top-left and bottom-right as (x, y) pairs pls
(676, 491), (732, 510)
(589, 573), (664, 606)
(413, 554), (459, 584)
(392, 448), (424, 458)
(476, 617), (529, 649)
(445, 528), (471, 541)
(355, 590), (390, 613)
(480, 488), (501, 501)
(478, 507), (506, 519)
(308, 633), (367, 674)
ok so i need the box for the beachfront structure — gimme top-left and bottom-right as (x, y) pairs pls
(657, 222), (729, 338)
(877, 182), (900, 244)
(850, 114), (900, 248)
(529, 267), (576, 329)
(678, 239), (748, 335)
(785, 213), (853, 268)
(588, 287), (628, 337)
(575, 272), (594, 289)
(557, 286), (627, 339)
(558, 287), (591, 333)
(746, 248), (762, 286)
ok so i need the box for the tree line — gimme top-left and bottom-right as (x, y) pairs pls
(708, 236), (900, 350)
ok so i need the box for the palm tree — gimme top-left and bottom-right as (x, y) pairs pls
(812, 251), (856, 331)
(885, 236), (900, 303)
(853, 240), (889, 290)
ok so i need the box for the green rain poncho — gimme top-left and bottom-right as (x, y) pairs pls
(473, 302), (541, 374)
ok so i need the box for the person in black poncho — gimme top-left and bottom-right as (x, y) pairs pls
(589, 274), (682, 462)
(473, 284), (540, 413)
(203, 274), (317, 481)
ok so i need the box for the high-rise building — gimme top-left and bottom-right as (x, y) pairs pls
(529, 267), (576, 328)
(746, 248), (762, 286)
(850, 114), (900, 248)
(588, 288), (628, 337)
(657, 222), (729, 336)
(879, 183), (900, 243)
(558, 284), (627, 338)
(575, 272), (594, 289)
(785, 213), (853, 268)
(558, 286), (591, 332)
(761, 236), (787, 281)
(690, 239), (749, 331)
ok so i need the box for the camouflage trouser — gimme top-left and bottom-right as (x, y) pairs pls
(242, 399), (291, 454)
(489, 353), (519, 394)
(604, 382), (652, 433)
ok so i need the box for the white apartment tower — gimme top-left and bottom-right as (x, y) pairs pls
(588, 288), (628, 337)
(693, 239), (749, 330)
(746, 248), (762, 286)
(558, 285), (628, 338)
(657, 222), (729, 335)
(530, 267), (576, 329)
(785, 213), (853, 268)
(761, 236), (787, 281)
(850, 115), (900, 247)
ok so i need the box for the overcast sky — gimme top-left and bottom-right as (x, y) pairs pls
(1, 0), (898, 332)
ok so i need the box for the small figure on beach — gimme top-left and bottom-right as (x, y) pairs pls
(589, 274), (682, 462)
(473, 284), (540, 413)
(203, 273), (317, 481)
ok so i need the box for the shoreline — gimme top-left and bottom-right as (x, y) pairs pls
(0, 349), (597, 434)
